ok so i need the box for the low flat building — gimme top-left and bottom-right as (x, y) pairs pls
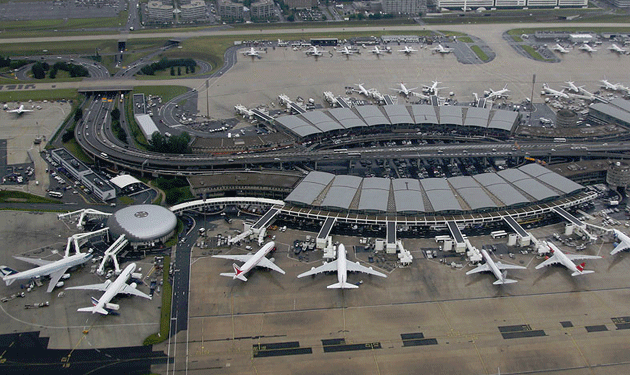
(188, 171), (302, 199)
(50, 149), (116, 202)
(284, 0), (317, 9)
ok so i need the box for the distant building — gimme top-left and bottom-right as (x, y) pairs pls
(218, 0), (244, 19)
(436, 0), (586, 9)
(251, 0), (274, 19)
(147, 0), (174, 22)
(610, 0), (630, 8)
(284, 0), (317, 9)
(180, 0), (208, 20)
(381, 0), (423, 14)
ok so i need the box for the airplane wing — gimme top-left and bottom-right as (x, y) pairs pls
(611, 242), (630, 255)
(14, 256), (53, 267)
(466, 264), (491, 275)
(534, 254), (561, 269)
(65, 282), (110, 292)
(345, 261), (386, 278)
(256, 257), (285, 274)
(297, 261), (338, 278)
(564, 254), (602, 261)
(46, 267), (70, 293)
(212, 254), (253, 263)
(495, 262), (527, 271)
(120, 284), (152, 299)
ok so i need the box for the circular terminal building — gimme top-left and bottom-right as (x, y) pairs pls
(107, 204), (177, 249)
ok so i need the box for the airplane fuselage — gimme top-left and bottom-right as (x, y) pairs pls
(4, 253), (92, 285)
(93, 263), (136, 313)
(336, 244), (349, 285)
(239, 241), (275, 275)
(481, 250), (505, 283)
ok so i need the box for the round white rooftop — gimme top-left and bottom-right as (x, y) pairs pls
(107, 204), (177, 243)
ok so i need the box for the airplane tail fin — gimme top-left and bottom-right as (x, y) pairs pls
(327, 282), (359, 289)
(0, 266), (18, 285)
(493, 278), (518, 285)
(576, 262), (585, 272)
(219, 264), (248, 281)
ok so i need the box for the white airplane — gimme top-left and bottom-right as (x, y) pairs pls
(371, 46), (384, 55)
(551, 44), (570, 54)
(432, 44), (453, 54)
(600, 79), (621, 91)
(7, 104), (34, 115)
(370, 90), (386, 103)
(535, 241), (601, 276)
(213, 241), (284, 281)
(0, 251), (93, 293)
(422, 81), (446, 96)
(610, 229), (630, 255)
(339, 46), (354, 55)
(562, 81), (582, 93)
(390, 82), (418, 97)
(608, 43), (628, 54)
(398, 46), (417, 55)
(67, 263), (151, 315)
(486, 84), (510, 99)
(354, 83), (371, 97)
(242, 47), (263, 57)
(306, 46), (323, 57)
(578, 44), (597, 53)
(297, 243), (386, 289)
(466, 249), (526, 285)
(541, 83), (570, 99)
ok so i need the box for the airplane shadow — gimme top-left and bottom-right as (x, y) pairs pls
(532, 266), (580, 289)
(607, 253), (626, 271)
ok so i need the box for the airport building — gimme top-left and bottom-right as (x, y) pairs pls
(147, 0), (175, 21)
(135, 114), (160, 140)
(218, 0), (244, 19)
(273, 104), (518, 142)
(50, 149), (116, 202)
(107, 204), (177, 249)
(250, 0), (275, 19)
(180, 0), (208, 20)
(381, 0), (423, 14)
(606, 161), (630, 190)
(588, 98), (630, 128)
(436, 0), (586, 9)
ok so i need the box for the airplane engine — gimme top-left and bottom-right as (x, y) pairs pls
(55, 281), (65, 288)
(269, 257), (276, 263)
(130, 282), (138, 289)
(105, 303), (120, 311)
(62, 273), (71, 280)
(131, 273), (143, 280)
(103, 279), (112, 288)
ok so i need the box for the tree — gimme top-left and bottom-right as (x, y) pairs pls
(111, 107), (120, 121)
(177, 66), (181, 76)
(170, 66), (175, 76)
(31, 62), (46, 79)
(74, 108), (83, 122)
(287, 14), (295, 22)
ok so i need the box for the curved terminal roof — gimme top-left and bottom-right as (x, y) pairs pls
(107, 204), (177, 243)
(110, 174), (142, 189)
(285, 165), (583, 215)
(275, 104), (517, 139)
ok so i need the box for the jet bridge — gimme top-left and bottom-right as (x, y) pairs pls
(502, 216), (531, 246)
(383, 95), (395, 105)
(553, 207), (598, 241)
(386, 221), (397, 254)
(96, 234), (128, 276)
(447, 221), (467, 253)
(251, 109), (274, 124)
(64, 227), (110, 257)
(58, 208), (112, 229)
(317, 217), (336, 249)
(335, 97), (350, 108)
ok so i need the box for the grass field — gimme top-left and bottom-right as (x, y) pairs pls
(62, 138), (93, 164)
(521, 45), (552, 62)
(0, 89), (78, 103)
(143, 256), (172, 346)
(470, 45), (489, 61)
(0, 191), (58, 204)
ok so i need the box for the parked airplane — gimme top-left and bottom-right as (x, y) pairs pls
(306, 46), (323, 57)
(370, 90), (386, 103)
(0, 251), (93, 293)
(432, 44), (453, 54)
(354, 83), (371, 97)
(535, 241), (601, 276)
(371, 46), (384, 55)
(7, 104), (34, 115)
(339, 46), (354, 55)
(610, 229), (630, 255)
(297, 243), (386, 289)
(390, 82), (418, 97)
(67, 263), (151, 315)
(485, 84), (510, 99)
(578, 43), (597, 53)
(608, 43), (628, 54)
(422, 81), (446, 96)
(541, 83), (570, 99)
(562, 81), (582, 93)
(466, 249), (526, 285)
(242, 47), (263, 57)
(213, 241), (284, 281)
(398, 46), (417, 55)
(551, 44), (570, 54)
(600, 79), (620, 91)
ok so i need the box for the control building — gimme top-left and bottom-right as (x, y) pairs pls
(607, 161), (630, 190)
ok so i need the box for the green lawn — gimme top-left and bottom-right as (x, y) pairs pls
(143, 256), (172, 346)
(0, 89), (78, 103)
(521, 45), (552, 62)
(62, 138), (93, 164)
(470, 45), (489, 61)
(0, 191), (58, 204)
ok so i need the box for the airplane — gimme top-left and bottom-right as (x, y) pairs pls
(398, 46), (418, 55)
(551, 44), (570, 54)
(610, 229), (630, 255)
(608, 43), (628, 54)
(562, 81), (582, 93)
(432, 44), (453, 54)
(370, 90), (386, 103)
(67, 263), (151, 315)
(578, 43), (597, 53)
(485, 84), (510, 99)
(297, 243), (386, 289)
(422, 81), (446, 96)
(466, 249), (526, 285)
(0, 251), (93, 293)
(339, 46), (354, 55)
(7, 104), (34, 115)
(371, 46), (384, 55)
(600, 79), (622, 91)
(535, 241), (601, 276)
(305, 46), (323, 57)
(213, 241), (284, 281)
(354, 83), (371, 97)
(241, 47), (263, 57)
(390, 82), (418, 97)
(541, 83), (570, 99)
